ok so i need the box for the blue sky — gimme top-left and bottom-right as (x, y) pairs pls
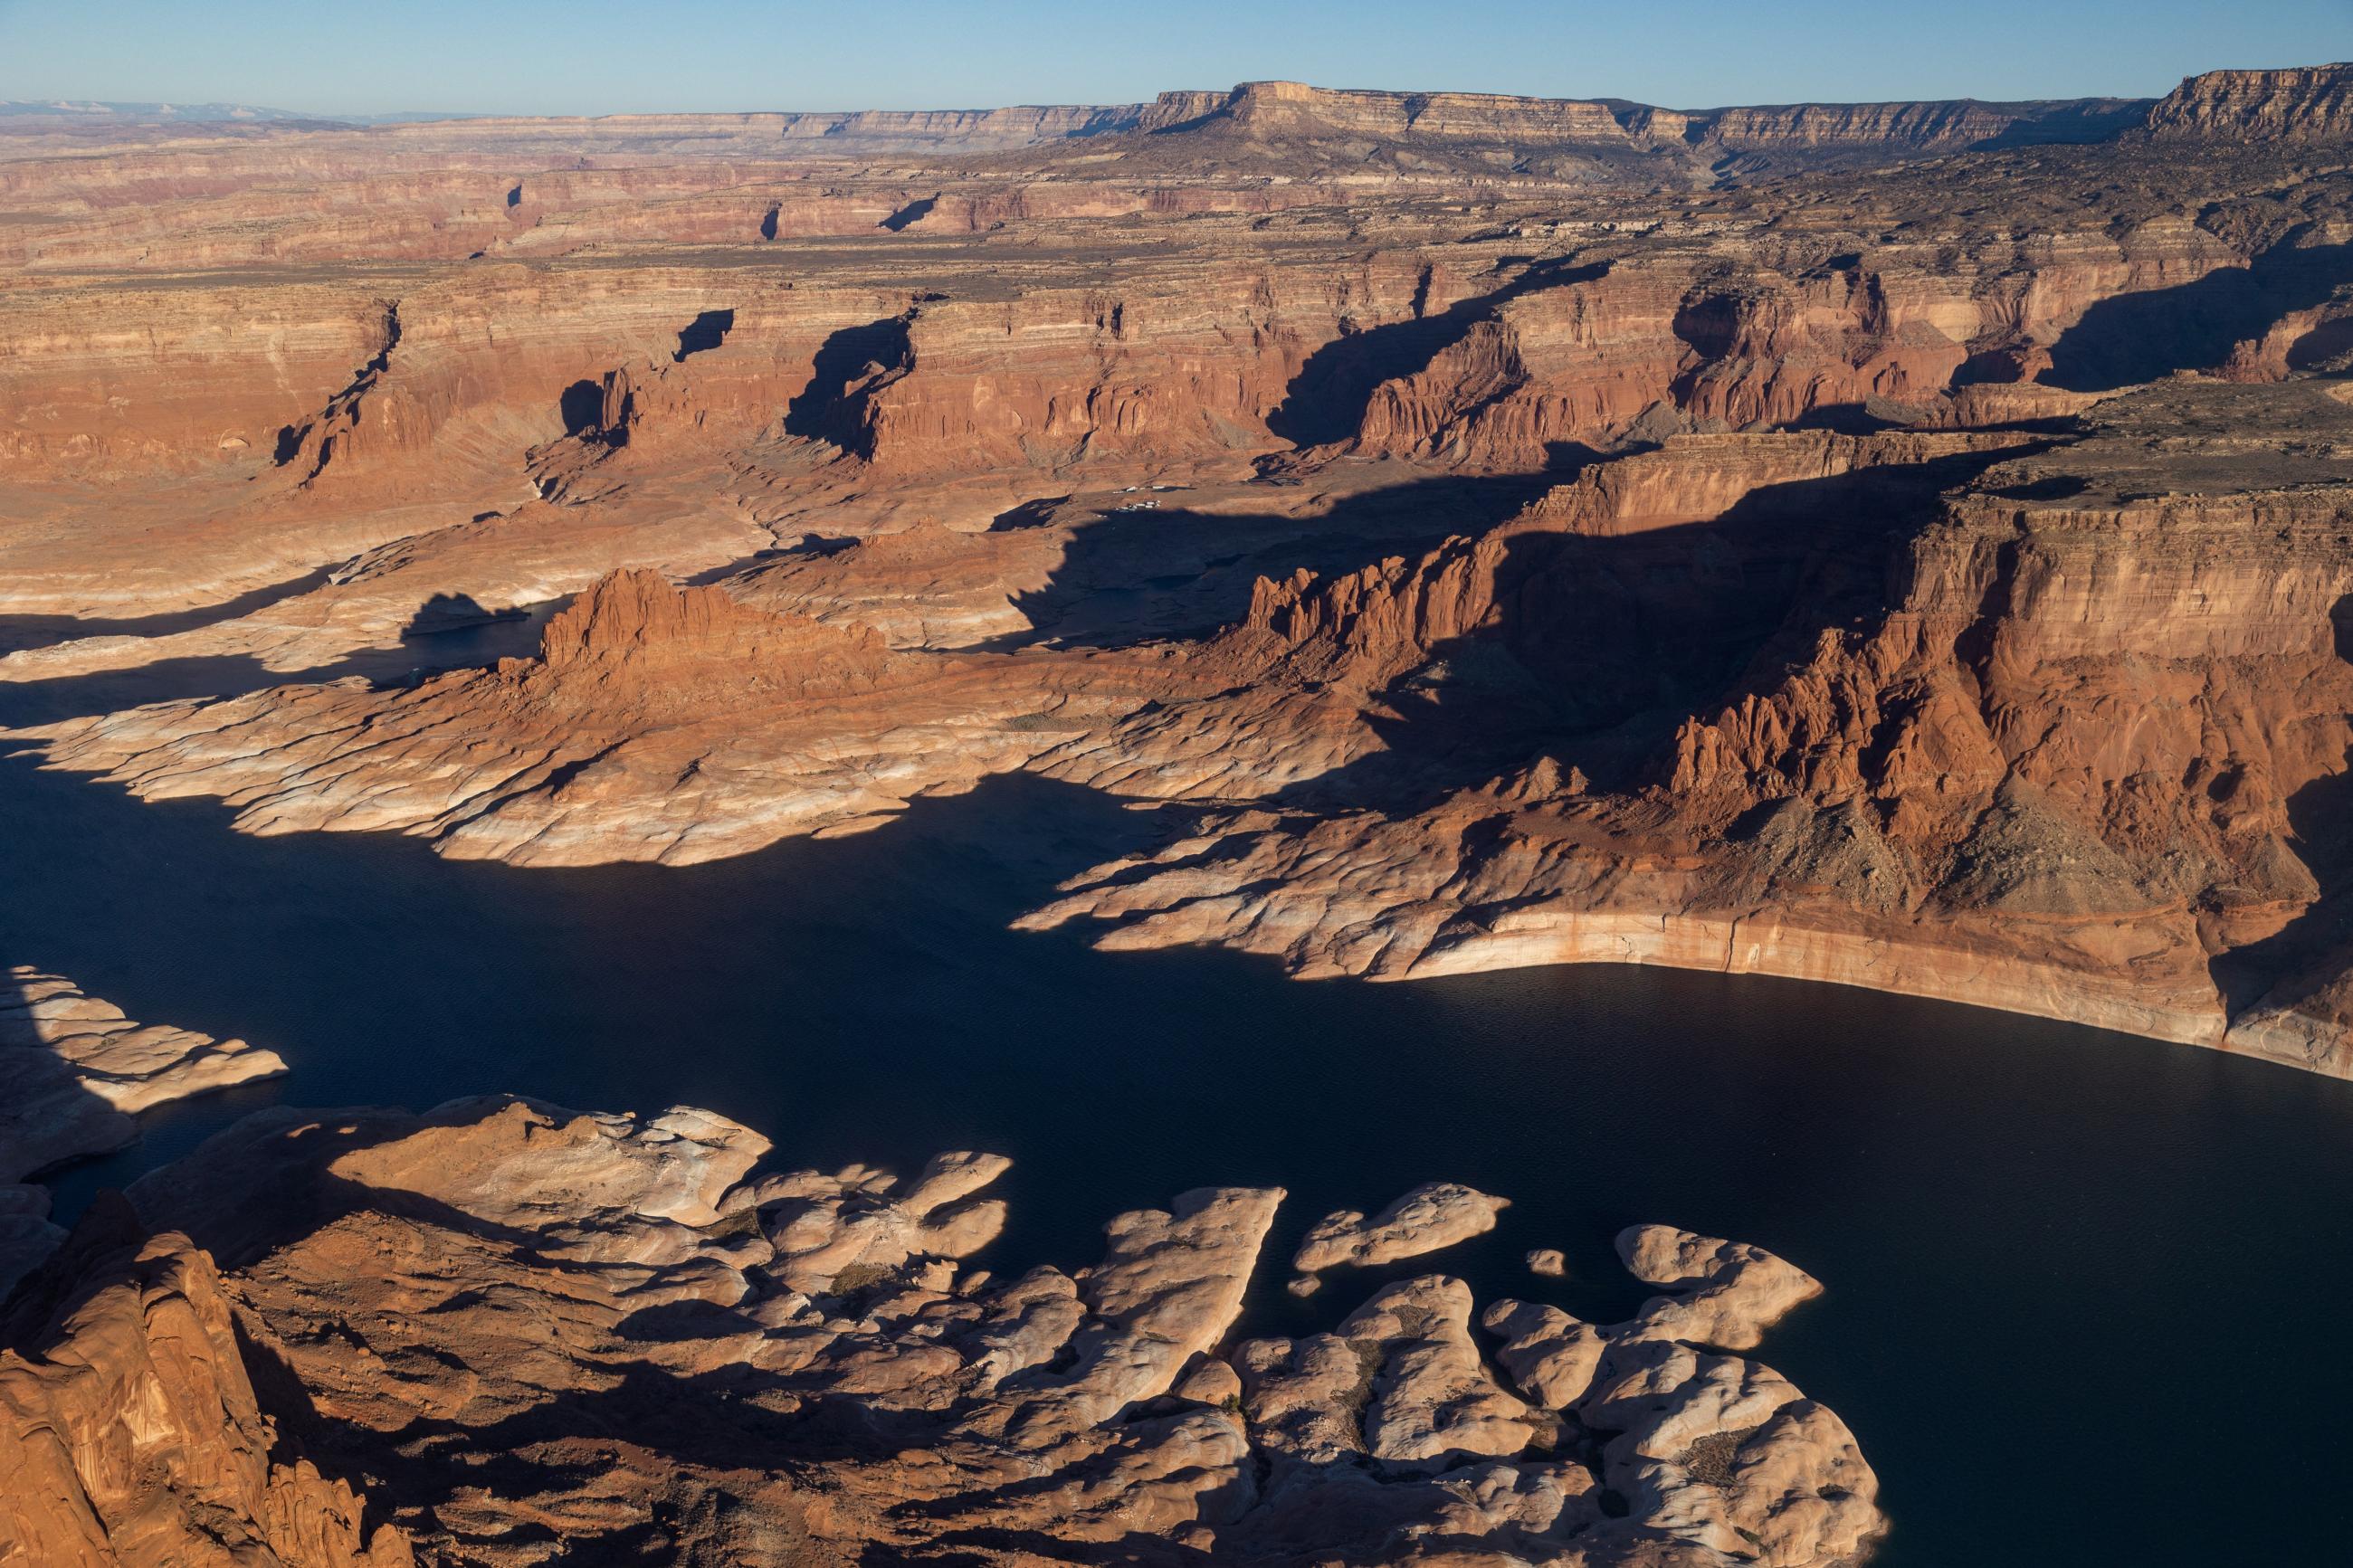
(1, 0), (2347, 118)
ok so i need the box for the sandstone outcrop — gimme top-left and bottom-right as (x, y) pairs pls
(0, 1208), (412, 1567)
(1020, 376), (2353, 1072)
(1615, 1227), (1824, 1354)
(0, 970), (286, 1297)
(1293, 1181), (1512, 1273)
(755, 1148), (1012, 1293)
(5, 569), (1184, 863)
(1234, 1235), (1870, 1563)
(0, 1091), (1882, 1565)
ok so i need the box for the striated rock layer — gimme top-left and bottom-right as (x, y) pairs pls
(1019, 378), (2353, 1071)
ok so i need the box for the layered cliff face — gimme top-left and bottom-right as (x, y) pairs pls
(4, 71), (2353, 1076)
(3, 86), (2340, 655)
(2145, 63), (2353, 142)
(1021, 379), (2353, 1068)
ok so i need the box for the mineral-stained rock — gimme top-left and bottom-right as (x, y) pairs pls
(1293, 1181), (1513, 1273)
(71, 1092), (1882, 1564)
(0, 969), (287, 1184)
(0, 1202), (412, 1567)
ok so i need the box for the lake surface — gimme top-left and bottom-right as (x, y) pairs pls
(6, 649), (2353, 1567)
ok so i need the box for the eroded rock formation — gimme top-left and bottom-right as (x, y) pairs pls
(0, 1092), (1881, 1566)
(1292, 1182), (1513, 1277)
(3, 73), (2352, 1058)
(0, 1206), (412, 1568)
(6, 569), (1181, 862)
(1019, 379), (2353, 1071)
(0, 970), (286, 1297)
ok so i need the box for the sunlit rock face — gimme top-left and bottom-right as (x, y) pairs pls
(0, 1093), (1881, 1567)
(0, 1211), (414, 1568)
(5, 66), (2353, 1064)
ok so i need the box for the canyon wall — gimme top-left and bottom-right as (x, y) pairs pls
(2, 66), (2350, 1070)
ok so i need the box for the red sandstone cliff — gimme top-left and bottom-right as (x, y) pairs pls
(0, 1206), (412, 1568)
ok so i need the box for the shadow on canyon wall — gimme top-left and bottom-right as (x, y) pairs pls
(2043, 239), (2353, 392)
(1266, 259), (1611, 448)
(1964, 100), (2153, 150)
(989, 467), (1571, 652)
(784, 316), (916, 454)
(1265, 442), (2050, 814)
(672, 309), (735, 363)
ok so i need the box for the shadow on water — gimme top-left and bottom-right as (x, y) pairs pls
(7, 727), (2353, 1563)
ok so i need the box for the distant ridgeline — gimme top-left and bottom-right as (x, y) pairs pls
(5, 62), (2345, 159)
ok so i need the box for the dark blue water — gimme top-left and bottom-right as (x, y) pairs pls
(6, 652), (2353, 1566)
